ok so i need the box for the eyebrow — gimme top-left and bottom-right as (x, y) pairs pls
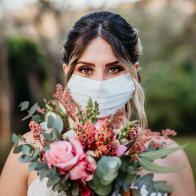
(76, 60), (119, 67)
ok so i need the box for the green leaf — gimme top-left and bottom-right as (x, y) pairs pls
(28, 162), (38, 171)
(47, 176), (60, 187)
(22, 114), (32, 121)
(97, 156), (121, 175)
(47, 114), (55, 129)
(68, 117), (75, 129)
(139, 144), (188, 161)
(139, 173), (153, 184)
(13, 145), (23, 153)
(18, 154), (33, 163)
(32, 114), (42, 123)
(39, 169), (51, 180)
(31, 148), (40, 161)
(54, 116), (64, 133)
(101, 171), (118, 182)
(11, 133), (19, 144)
(153, 180), (173, 193)
(29, 103), (38, 116)
(58, 103), (67, 117)
(138, 157), (183, 173)
(52, 128), (61, 140)
(35, 162), (47, 170)
(19, 101), (29, 111)
(41, 130), (53, 141)
(52, 183), (64, 193)
(94, 183), (112, 196)
(22, 144), (32, 155)
(47, 112), (64, 134)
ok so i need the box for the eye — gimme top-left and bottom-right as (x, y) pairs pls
(107, 65), (125, 73)
(77, 66), (94, 75)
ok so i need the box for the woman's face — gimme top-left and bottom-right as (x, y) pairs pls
(63, 36), (140, 80)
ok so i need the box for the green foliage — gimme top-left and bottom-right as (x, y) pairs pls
(22, 102), (39, 121)
(11, 133), (19, 144)
(46, 111), (64, 134)
(139, 144), (187, 161)
(77, 97), (100, 123)
(134, 173), (173, 195)
(19, 101), (29, 111)
(137, 157), (182, 173)
(89, 156), (121, 195)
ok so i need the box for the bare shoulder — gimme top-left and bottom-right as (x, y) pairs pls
(0, 131), (37, 196)
(140, 137), (196, 196)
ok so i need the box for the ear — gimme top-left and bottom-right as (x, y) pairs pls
(63, 63), (68, 75)
(134, 62), (142, 72)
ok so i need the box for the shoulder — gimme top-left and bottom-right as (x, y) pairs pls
(0, 130), (39, 179)
(0, 131), (34, 195)
(140, 137), (196, 196)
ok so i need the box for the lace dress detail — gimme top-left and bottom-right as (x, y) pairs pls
(27, 177), (168, 196)
(27, 177), (66, 196)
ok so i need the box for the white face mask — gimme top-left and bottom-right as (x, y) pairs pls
(66, 73), (135, 118)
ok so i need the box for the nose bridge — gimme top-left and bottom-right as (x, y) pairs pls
(96, 65), (105, 81)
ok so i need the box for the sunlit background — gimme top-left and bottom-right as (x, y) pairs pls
(0, 0), (195, 182)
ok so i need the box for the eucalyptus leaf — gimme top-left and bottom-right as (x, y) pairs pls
(12, 133), (19, 144)
(32, 114), (42, 123)
(18, 154), (33, 163)
(47, 176), (60, 187)
(138, 157), (183, 173)
(97, 156), (121, 175)
(19, 101), (29, 111)
(52, 183), (64, 193)
(22, 144), (32, 155)
(139, 144), (187, 161)
(28, 161), (38, 171)
(47, 112), (64, 133)
(13, 145), (23, 153)
(36, 162), (48, 170)
(39, 169), (51, 180)
(47, 114), (55, 129)
(102, 171), (118, 182)
(52, 128), (62, 140)
(153, 180), (173, 193)
(41, 130), (53, 141)
(22, 114), (32, 121)
(31, 148), (40, 161)
(29, 103), (38, 116)
(139, 173), (153, 184)
(94, 183), (112, 196)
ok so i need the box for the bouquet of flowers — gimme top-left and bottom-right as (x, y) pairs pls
(12, 84), (185, 196)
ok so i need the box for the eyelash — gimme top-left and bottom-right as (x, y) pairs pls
(77, 65), (124, 75)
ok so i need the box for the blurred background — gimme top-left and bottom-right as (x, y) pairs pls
(0, 0), (195, 182)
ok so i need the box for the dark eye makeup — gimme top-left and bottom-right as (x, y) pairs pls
(76, 64), (125, 75)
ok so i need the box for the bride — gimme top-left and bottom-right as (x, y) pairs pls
(0, 10), (195, 196)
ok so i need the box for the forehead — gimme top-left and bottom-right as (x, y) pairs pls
(78, 36), (117, 63)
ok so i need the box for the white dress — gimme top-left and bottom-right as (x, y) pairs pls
(27, 177), (168, 196)
(27, 177), (66, 196)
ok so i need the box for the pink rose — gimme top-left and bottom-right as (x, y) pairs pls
(44, 134), (95, 181)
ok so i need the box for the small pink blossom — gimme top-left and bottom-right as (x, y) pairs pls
(162, 129), (177, 138)
(29, 120), (45, 146)
(116, 144), (127, 156)
(53, 83), (64, 103)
